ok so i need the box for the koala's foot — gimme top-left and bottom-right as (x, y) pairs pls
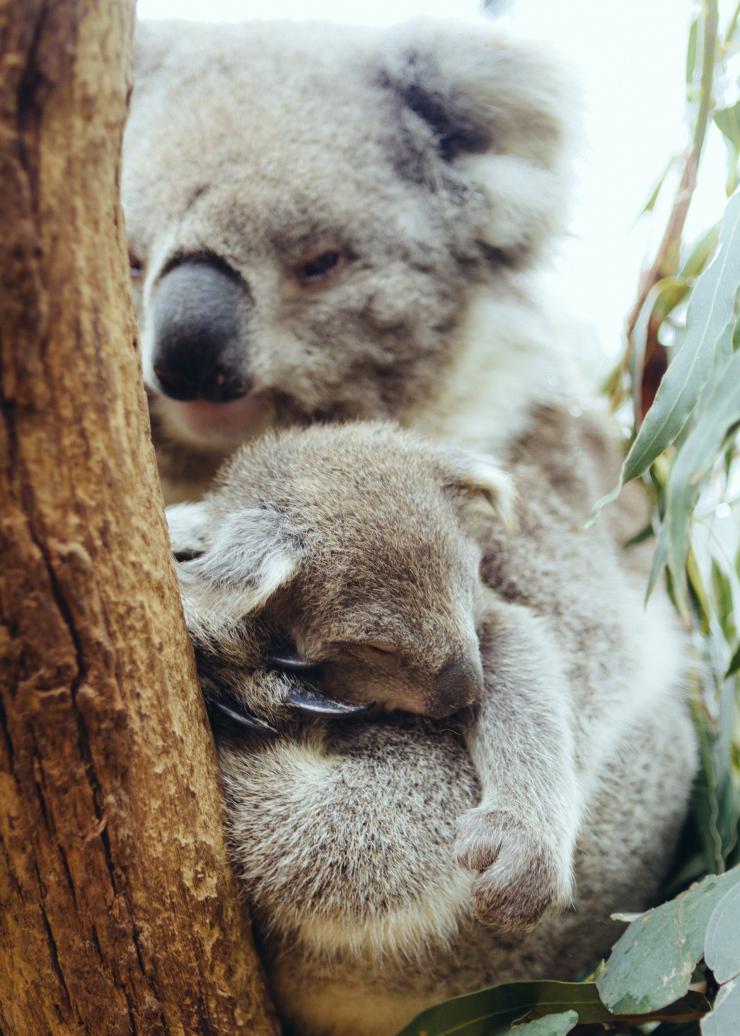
(454, 807), (573, 932)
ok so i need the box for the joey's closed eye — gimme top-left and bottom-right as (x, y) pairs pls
(333, 641), (398, 662)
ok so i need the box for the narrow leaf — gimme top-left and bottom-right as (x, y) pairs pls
(714, 102), (740, 152)
(621, 191), (740, 485)
(591, 192), (740, 524)
(396, 979), (708, 1036)
(652, 348), (740, 615)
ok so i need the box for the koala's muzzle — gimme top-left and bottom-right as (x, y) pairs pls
(428, 652), (485, 719)
(151, 258), (251, 403)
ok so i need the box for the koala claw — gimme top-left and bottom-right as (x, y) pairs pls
(285, 685), (375, 718)
(454, 807), (572, 932)
(207, 696), (277, 735)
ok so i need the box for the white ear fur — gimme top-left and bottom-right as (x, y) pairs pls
(381, 20), (579, 253)
(437, 448), (517, 532)
(167, 504), (300, 639)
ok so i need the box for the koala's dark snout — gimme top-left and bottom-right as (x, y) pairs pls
(151, 258), (251, 403)
(428, 652), (485, 719)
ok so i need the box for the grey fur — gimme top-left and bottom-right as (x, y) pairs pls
(169, 418), (697, 1036)
(123, 18), (578, 501)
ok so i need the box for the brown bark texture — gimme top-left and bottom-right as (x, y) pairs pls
(0, 3), (279, 1033)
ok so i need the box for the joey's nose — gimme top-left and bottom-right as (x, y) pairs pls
(151, 259), (251, 403)
(429, 652), (484, 719)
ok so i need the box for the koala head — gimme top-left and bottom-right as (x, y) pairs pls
(124, 19), (575, 464)
(168, 422), (515, 720)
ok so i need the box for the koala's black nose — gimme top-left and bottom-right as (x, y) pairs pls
(429, 652), (485, 719)
(151, 258), (251, 403)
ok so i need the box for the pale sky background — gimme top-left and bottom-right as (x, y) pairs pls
(136, 0), (734, 369)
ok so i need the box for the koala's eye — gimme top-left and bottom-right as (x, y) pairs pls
(129, 251), (144, 280)
(294, 248), (344, 286)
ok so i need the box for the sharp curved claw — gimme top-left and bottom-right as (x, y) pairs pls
(285, 685), (375, 717)
(266, 653), (320, 673)
(207, 697), (277, 735)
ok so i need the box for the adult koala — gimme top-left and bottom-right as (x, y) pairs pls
(122, 18), (576, 501)
(124, 18), (697, 1036)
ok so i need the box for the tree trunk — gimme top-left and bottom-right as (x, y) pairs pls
(0, 3), (279, 1033)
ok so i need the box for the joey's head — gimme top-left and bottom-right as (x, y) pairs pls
(167, 423), (515, 720)
(124, 19), (576, 470)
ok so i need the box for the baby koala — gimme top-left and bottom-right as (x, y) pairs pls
(168, 422), (580, 932)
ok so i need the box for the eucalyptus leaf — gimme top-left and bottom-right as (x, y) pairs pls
(692, 673), (740, 874)
(508, 1011), (577, 1036)
(681, 224), (720, 279)
(704, 880), (740, 983)
(686, 16), (699, 88)
(395, 981), (601, 1036)
(639, 156), (679, 217)
(590, 192), (740, 523)
(630, 277), (688, 423)
(596, 867), (740, 1014)
(395, 979), (708, 1036)
(700, 977), (740, 1036)
(621, 192), (740, 485)
(651, 348), (740, 614)
(714, 102), (740, 152)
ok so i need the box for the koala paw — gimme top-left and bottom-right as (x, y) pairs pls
(454, 807), (573, 932)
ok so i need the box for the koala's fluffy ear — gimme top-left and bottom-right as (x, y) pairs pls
(378, 19), (578, 258)
(166, 503), (300, 637)
(435, 448), (517, 534)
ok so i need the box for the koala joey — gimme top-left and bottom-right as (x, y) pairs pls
(169, 420), (698, 1036)
(124, 18), (579, 501)
(169, 422), (577, 934)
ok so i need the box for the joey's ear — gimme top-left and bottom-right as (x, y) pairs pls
(167, 503), (301, 637)
(435, 448), (517, 533)
(378, 19), (579, 259)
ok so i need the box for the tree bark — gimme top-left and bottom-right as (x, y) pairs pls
(0, 3), (279, 1033)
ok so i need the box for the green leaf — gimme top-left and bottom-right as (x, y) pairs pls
(701, 978), (740, 1036)
(681, 224), (720, 279)
(395, 981), (600, 1036)
(639, 156), (679, 217)
(705, 880), (740, 983)
(395, 979), (708, 1036)
(621, 192), (740, 483)
(686, 15), (699, 87)
(509, 1010), (577, 1036)
(630, 277), (689, 423)
(590, 192), (740, 523)
(650, 348), (740, 615)
(596, 867), (740, 1014)
(714, 103), (740, 152)
(711, 559), (737, 642)
(692, 677), (740, 874)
